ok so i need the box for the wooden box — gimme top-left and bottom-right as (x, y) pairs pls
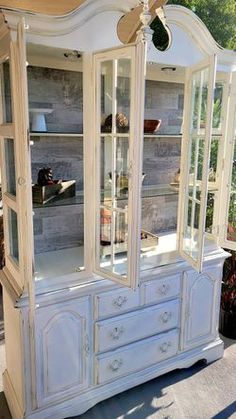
(32, 180), (76, 205)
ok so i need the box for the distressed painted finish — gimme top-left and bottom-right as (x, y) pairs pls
(0, 4), (236, 419)
(1, 255), (227, 419)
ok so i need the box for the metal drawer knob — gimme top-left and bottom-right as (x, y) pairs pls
(160, 311), (172, 324)
(109, 358), (123, 371)
(159, 341), (171, 353)
(112, 295), (128, 308)
(110, 326), (124, 340)
(157, 283), (170, 296)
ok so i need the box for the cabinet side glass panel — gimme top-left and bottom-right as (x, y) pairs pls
(4, 138), (16, 196)
(183, 68), (210, 262)
(28, 56), (84, 281)
(140, 67), (184, 270)
(0, 60), (13, 123)
(8, 208), (19, 264)
(226, 116), (236, 243)
(205, 136), (220, 234)
(98, 59), (131, 277)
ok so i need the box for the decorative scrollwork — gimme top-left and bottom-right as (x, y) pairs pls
(109, 358), (123, 372)
(112, 295), (128, 308)
(84, 334), (89, 356)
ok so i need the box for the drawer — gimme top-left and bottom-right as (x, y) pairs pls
(96, 329), (179, 384)
(95, 299), (179, 353)
(143, 274), (181, 305)
(94, 288), (140, 319)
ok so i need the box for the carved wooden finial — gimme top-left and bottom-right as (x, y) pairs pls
(136, 0), (154, 43)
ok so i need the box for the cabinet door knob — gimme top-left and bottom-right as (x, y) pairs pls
(110, 326), (124, 340)
(160, 311), (172, 324)
(112, 295), (128, 308)
(159, 341), (171, 353)
(157, 283), (170, 296)
(109, 358), (123, 371)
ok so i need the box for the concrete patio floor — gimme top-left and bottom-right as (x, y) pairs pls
(0, 336), (235, 419)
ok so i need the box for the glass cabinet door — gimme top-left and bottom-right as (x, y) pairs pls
(94, 44), (145, 288)
(0, 17), (33, 291)
(179, 55), (217, 271)
(219, 72), (236, 250)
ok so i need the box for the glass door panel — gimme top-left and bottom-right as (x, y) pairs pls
(98, 56), (131, 280)
(0, 57), (20, 276)
(4, 137), (16, 196)
(8, 208), (19, 263)
(0, 60), (13, 123)
(222, 108), (236, 246)
(179, 56), (217, 271)
(94, 44), (145, 288)
(0, 18), (33, 289)
(218, 73), (236, 251)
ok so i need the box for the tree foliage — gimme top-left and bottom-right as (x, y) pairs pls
(151, 0), (236, 51)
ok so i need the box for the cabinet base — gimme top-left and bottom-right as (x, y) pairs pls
(3, 338), (224, 419)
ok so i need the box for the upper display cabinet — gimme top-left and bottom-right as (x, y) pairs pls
(0, 1), (236, 294)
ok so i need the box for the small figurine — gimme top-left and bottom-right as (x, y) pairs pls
(37, 167), (54, 186)
(173, 168), (180, 184)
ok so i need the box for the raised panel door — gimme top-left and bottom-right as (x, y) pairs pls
(182, 266), (221, 350)
(35, 296), (90, 407)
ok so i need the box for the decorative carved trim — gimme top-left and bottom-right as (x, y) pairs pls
(117, 0), (167, 44)
(136, 0), (154, 44)
(2, 0), (137, 36)
(164, 5), (236, 65)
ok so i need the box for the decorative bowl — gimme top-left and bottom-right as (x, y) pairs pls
(144, 119), (161, 134)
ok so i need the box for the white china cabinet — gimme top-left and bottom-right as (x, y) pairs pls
(0, 2), (236, 419)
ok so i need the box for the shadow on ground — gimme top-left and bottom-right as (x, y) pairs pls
(67, 360), (207, 419)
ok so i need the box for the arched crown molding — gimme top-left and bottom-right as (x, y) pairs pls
(164, 5), (236, 66)
(1, 0), (138, 37)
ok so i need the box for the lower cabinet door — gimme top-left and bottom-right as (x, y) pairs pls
(35, 296), (90, 407)
(182, 266), (222, 350)
(96, 329), (179, 384)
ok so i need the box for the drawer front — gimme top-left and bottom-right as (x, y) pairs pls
(95, 288), (140, 319)
(144, 274), (181, 305)
(95, 300), (179, 353)
(96, 329), (179, 384)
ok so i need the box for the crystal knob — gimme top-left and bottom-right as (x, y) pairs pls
(159, 341), (171, 353)
(160, 311), (172, 324)
(113, 295), (128, 308)
(157, 283), (170, 296)
(110, 326), (124, 340)
(109, 359), (123, 371)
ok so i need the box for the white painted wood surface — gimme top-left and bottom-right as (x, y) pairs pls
(96, 329), (179, 385)
(95, 299), (179, 352)
(0, 4), (235, 419)
(35, 297), (90, 407)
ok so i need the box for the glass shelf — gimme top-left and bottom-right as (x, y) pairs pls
(33, 193), (84, 208)
(33, 185), (179, 210)
(143, 134), (182, 138)
(30, 132), (83, 137)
